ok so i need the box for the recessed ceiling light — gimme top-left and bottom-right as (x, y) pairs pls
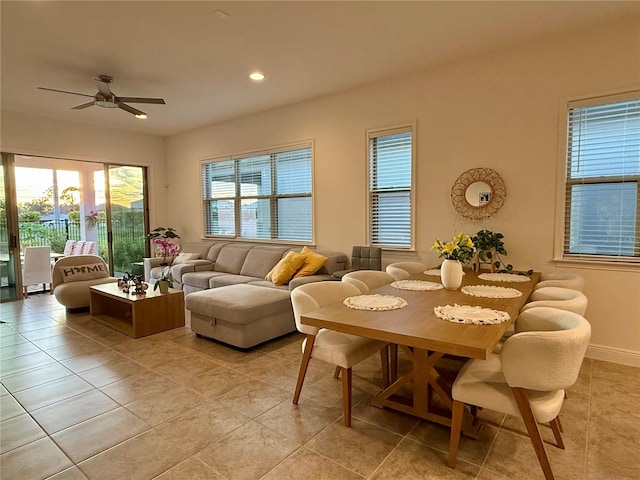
(249, 72), (265, 81)
(135, 113), (147, 119)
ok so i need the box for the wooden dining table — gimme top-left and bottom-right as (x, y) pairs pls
(301, 269), (540, 437)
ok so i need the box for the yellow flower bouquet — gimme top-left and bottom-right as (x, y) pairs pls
(431, 232), (476, 264)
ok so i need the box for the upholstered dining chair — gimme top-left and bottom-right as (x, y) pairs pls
(22, 246), (53, 298)
(291, 281), (390, 427)
(385, 261), (429, 280)
(448, 307), (591, 480)
(332, 246), (382, 279)
(534, 272), (585, 292)
(342, 270), (395, 293)
(521, 287), (588, 316)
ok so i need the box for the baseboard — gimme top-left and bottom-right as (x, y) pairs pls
(586, 343), (640, 368)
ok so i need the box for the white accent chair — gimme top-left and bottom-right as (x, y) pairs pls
(448, 307), (591, 480)
(52, 255), (118, 310)
(521, 287), (588, 316)
(342, 270), (395, 293)
(385, 261), (429, 280)
(534, 272), (585, 292)
(291, 281), (390, 427)
(22, 246), (53, 298)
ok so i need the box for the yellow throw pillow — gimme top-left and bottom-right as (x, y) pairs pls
(293, 246), (328, 279)
(265, 251), (306, 285)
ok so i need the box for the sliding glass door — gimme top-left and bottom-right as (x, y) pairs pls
(102, 165), (149, 276)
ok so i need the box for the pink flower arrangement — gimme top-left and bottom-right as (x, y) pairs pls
(152, 238), (181, 265)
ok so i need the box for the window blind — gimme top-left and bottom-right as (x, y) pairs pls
(369, 127), (413, 249)
(564, 95), (640, 262)
(201, 144), (312, 242)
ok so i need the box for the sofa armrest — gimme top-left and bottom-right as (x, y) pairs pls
(143, 257), (165, 281)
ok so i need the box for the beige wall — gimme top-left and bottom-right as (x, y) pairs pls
(165, 18), (640, 364)
(0, 110), (168, 224)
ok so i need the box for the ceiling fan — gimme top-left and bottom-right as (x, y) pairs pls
(38, 75), (165, 118)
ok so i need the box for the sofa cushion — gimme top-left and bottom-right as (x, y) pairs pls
(293, 246), (328, 279)
(240, 246), (289, 279)
(181, 241), (215, 259)
(61, 263), (109, 283)
(213, 244), (253, 274)
(186, 284), (291, 326)
(205, 242), (229, 262)
(266, 251), (306, 285)
(182, 271), (224, 289)
(209, 274), (262, 288)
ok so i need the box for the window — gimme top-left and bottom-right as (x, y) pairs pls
(201, 143), (312, 242)
(368, 125), (414, 249)
(563, 92), (639, 263)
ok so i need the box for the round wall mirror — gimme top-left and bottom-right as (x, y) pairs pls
(451, 168), (506, 220)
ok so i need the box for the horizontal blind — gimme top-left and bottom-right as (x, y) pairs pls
(201, 143), (312, 242)
(564, 96), (640, 261)
(369, 129), (413, 248)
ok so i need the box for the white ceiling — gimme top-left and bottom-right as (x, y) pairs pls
(2, 1), (638, 137)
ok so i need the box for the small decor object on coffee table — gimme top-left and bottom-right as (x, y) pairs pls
(117, 273), (149, 295)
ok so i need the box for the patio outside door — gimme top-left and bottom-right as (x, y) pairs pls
(103, 165), (149, 276)
(1, 154), (21, 301)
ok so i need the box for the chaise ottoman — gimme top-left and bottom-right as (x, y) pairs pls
(185, 284), (295, 348)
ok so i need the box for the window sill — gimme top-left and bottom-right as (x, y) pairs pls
(553, 257), (639, 273)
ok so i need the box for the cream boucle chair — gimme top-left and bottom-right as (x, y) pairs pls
(448, 307), (591, 480)
(342, 270), (395, 293)
(534, 272), (585, 292)
(521, 287), (588, 316)
(291, 281), (389, 427)
(385, 261), (428, 280)
(52, 255), (118, 310)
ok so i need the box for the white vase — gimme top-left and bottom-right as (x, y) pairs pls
(441, 259), (463, 290)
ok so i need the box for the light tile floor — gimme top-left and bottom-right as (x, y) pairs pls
(1, 293), (638, 480)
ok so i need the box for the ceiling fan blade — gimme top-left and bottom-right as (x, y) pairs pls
(117, 102), (146, 117)
(72, 101), (95, 110)
(116, 97), (165, 105)
(94, 78), (113, 98)
(37, 87), (94, 98)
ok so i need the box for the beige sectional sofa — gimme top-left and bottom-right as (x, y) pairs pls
(144, 241), (347, 348)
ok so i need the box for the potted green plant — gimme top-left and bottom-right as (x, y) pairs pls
(471, 229), (533, 275)
(471, 229), (506, 273)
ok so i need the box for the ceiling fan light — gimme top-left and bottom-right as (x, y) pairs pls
(135, 113), (147, 119)
(95, 97), (118, 108)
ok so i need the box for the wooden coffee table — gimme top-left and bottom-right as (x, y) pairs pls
(90, 282), (185, 338)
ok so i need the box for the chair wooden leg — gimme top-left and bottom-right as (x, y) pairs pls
(448, 400), (464, 468)
(549, 417), (565, 449)
(342, 366), (352, 427)
(293, 335), (315, 405)
(23, 286), (28, 299)
(380, 346), (390, 387)
(556, 415), (563, 433)
(333, 366), (341, 379)
(512, 387), (555, 480)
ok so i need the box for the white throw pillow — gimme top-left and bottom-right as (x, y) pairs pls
(173, 252), (200, 264)
(61, 263), (108, 283)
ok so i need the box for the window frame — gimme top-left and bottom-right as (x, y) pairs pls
(366, 123), (416, 251)
(554, 90), (640, 269)
(200, 141), (314, 244)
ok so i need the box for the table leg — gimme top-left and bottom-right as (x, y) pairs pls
(371, 346), (481, 438)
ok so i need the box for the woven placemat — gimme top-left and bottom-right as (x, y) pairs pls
(344, 294), (408, 311)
